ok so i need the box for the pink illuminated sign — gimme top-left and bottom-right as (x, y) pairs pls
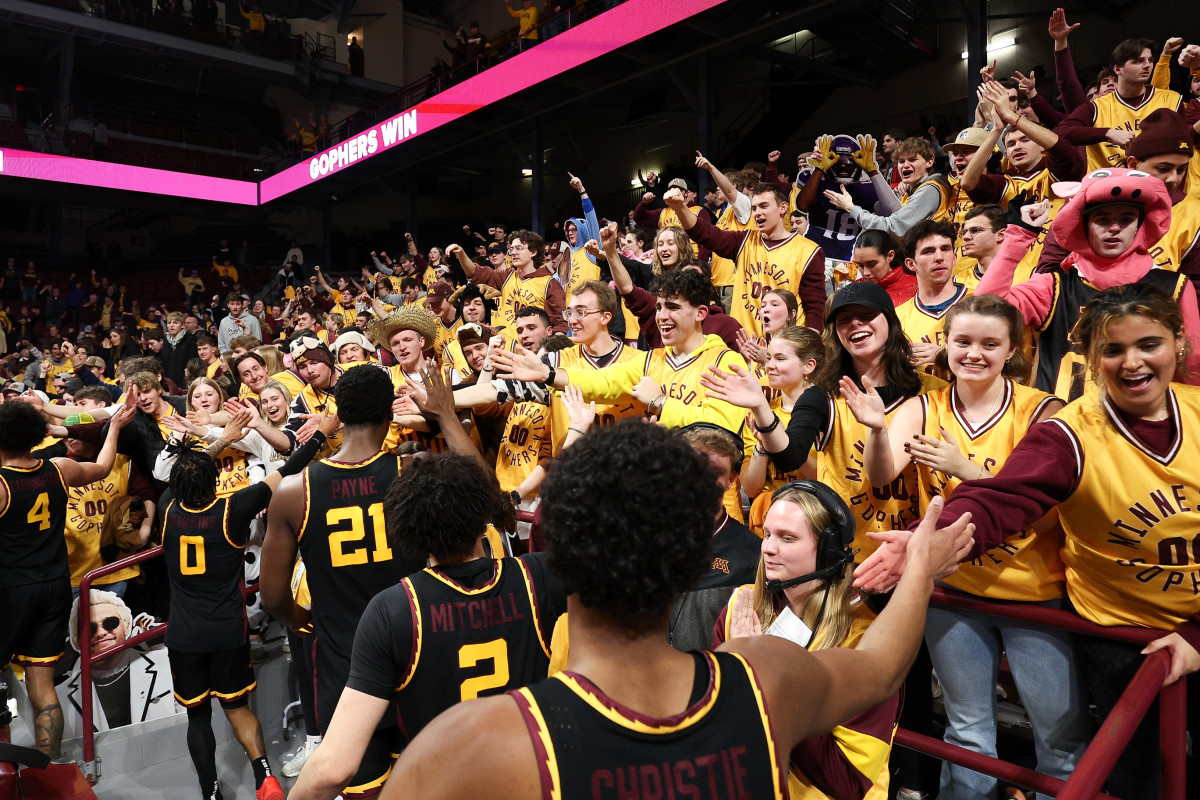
(0, 0), (725, 206)
(0, 146), (258, 205)
(260, 0), (726, 202)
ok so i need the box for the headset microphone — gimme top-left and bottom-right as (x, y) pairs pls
(765, 556), (852, 594)
(763, 480), (855, 596)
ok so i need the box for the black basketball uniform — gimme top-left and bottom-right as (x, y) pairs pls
(297, 451), (419, 797)
(163, 483), (274, 707)
(346, 553), (562, 748)
(512, 650), (788, 800)
(0, 460), (72, 668)
(1034, 269), (1185, 399)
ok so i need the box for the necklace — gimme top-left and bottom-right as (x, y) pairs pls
(958, 381), (1005, 426)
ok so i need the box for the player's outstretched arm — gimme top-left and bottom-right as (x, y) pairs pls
(380, 695), (539, 800)
(290, 688), (393, 800)
(55, 403), (135, 487)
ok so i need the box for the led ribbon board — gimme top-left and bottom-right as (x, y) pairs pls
(0, 146), (259, 205)
(0, 0), (726, 206)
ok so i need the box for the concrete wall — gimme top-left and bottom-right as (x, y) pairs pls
(357, 0), (407, 85)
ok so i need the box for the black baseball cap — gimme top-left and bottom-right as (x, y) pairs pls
(487, 243), (506, 255)
(825, 281), (894, 323)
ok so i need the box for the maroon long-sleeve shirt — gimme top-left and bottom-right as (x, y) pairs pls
(1054, 45), (1089, 116)
(964, 136), (1086, 205)
(926, 408), (1200, 651)
(468, 264), (567, 334)
(684, 213), (826, 333)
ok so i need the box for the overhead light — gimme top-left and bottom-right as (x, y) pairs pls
(962, 36), (1017, 60)
(521, 168), (533, 177)
(630, 178), (641, 186)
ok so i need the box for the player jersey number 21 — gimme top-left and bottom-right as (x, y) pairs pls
(328, 503), (392, 567)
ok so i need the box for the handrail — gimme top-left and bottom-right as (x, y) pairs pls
(905, 587), (1188, 799)
(1057, 652), (1170, 800)
(77, 545), (165, 782)
(77, 546), (260, 784)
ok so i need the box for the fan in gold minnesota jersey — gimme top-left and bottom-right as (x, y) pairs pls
(491, 269), (750, 433)
(894, 220), (971, 376)
(1132, 109), (1200, 276)
(545, 280), (644, 453)
(450, 233), (567, 334)
(674, 183), (826, 338)
(1057, 38), (1184, 172)
(858, 284), (1200, 800)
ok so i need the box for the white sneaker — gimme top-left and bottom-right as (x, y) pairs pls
(281, 738), (320, 778)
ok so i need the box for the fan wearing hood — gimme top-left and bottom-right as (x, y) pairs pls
(559, 172), (601, 295)
(976, 168), (1200, 399)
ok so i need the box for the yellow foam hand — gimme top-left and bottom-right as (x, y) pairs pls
(852, 134), (879, 174)
(809, 134), (839, 171)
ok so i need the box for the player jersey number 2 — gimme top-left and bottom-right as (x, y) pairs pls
(458, 639), (510, 700)
(327, 503), (392, 567)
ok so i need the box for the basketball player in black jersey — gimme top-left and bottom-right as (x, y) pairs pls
(289, 451), (565, 800)
(163, 409), (335, 800)
(262, 365), (447, 797)
(378, 422), (975, 800)
(0, 399), (134, 758)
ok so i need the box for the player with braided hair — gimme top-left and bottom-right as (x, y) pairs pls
(162, 409), (333, 800)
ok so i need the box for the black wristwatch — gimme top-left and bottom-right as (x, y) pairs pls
(510, 490), (522, 506)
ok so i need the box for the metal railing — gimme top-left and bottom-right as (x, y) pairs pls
(73, 524), (1188, 796)
(29, 0), (303, 61)
(898, 587), (1188, 800)
(76, 546), (259, 784)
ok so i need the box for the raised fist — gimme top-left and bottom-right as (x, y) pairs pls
(642, 192), (656, 205)
(663, 187), (686, 208)
(1179, 44), (1200, 69)
(1106, 128), (1136, 149)
(599, 221), (619, 249)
